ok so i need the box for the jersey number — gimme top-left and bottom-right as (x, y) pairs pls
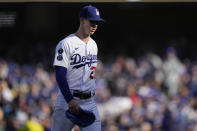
(89, 66), (96, 79)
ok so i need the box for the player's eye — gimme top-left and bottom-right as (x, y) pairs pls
(89, 21), (99, 25)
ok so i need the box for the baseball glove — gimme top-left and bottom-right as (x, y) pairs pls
(65, 107), (96, 127)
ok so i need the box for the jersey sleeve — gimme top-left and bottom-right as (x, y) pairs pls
(95, 42), (98, 55)
(53, 40), (70, 68)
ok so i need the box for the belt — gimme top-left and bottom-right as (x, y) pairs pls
(73, 90), (95, 99)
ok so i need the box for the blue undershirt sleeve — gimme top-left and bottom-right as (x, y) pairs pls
(55, 66), (73, 103)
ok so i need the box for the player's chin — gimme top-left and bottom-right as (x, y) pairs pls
(90, 31), (95, 35)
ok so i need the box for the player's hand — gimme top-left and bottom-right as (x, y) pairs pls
(68, 99), (80, 114)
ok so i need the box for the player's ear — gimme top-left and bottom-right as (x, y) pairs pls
(80, 17), (84, 23)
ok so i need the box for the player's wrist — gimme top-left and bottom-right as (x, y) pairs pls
(66, 96), (74, 103)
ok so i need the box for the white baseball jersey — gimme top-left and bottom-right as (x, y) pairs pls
(53, 33), (98, 109)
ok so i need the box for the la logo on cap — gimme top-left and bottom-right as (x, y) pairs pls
(96, 9), (99, 16)
(79, 5), (104, 21)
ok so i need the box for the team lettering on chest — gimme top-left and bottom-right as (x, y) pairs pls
(70, 53), (97, 69)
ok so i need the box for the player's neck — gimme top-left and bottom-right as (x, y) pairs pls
(75, 29), (90, 44)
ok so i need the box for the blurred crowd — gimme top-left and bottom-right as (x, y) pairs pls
(1, 47), (197, 131)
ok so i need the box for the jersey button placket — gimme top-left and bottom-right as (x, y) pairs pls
(82, 44), (87, 91)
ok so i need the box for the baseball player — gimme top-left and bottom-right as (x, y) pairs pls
(51, 5), (104, 131)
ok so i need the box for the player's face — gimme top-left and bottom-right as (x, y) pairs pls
(82, 19), (98, 36)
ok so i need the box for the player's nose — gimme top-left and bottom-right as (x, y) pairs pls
(92, 24), (97, 28)
(90, 21), (98, 27)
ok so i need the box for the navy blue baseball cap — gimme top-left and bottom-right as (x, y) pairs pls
(79, 5), (104, 22)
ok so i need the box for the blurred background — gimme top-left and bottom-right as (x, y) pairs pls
(1, 2), (197, 131)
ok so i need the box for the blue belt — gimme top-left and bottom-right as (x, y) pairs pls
(73, 90), (95, 99)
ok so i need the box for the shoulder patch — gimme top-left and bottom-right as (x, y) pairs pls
(58, 48), (64, 54)
(57, 55), (63, 61)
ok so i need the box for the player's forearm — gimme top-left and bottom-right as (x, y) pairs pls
(55, 66), (73, 103)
